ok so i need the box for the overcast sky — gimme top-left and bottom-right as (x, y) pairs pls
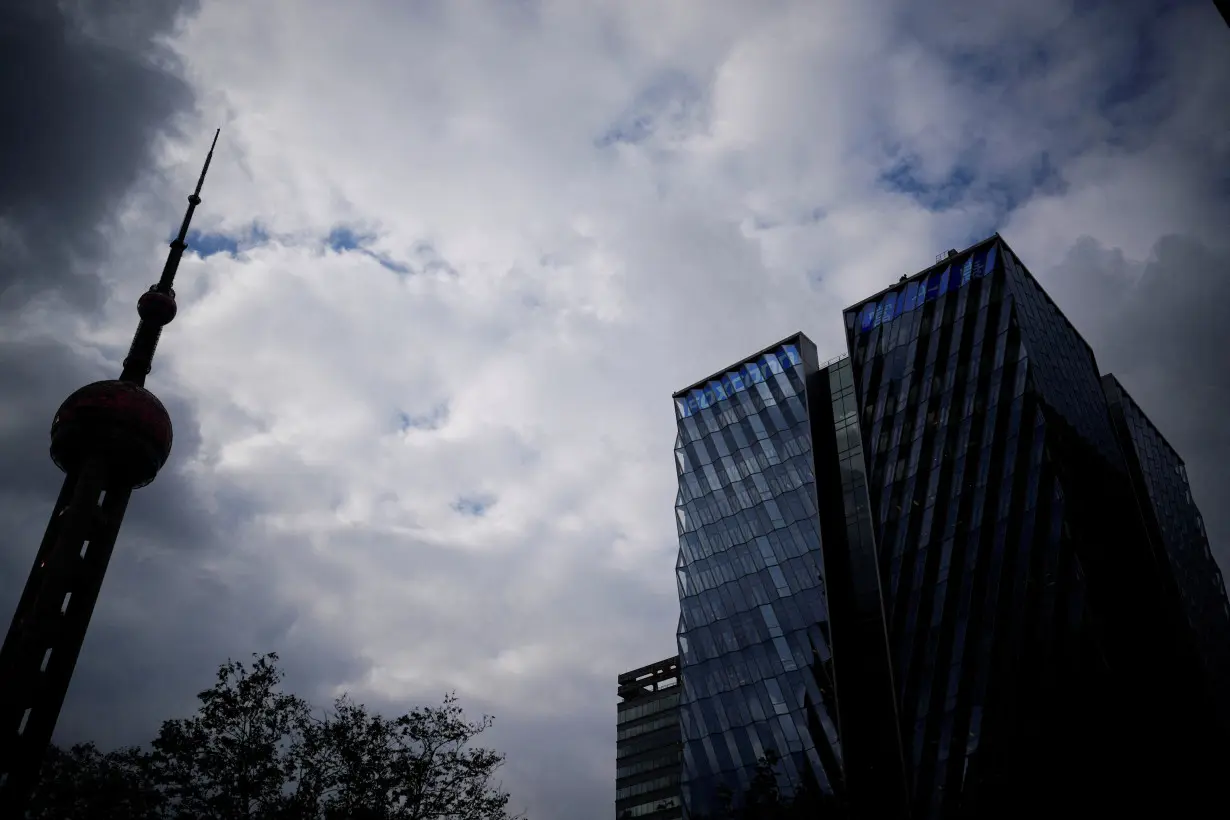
(2, 1), (1228, 817)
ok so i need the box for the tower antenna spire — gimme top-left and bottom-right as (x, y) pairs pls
(122, 128), (220, 383)
(159, 127), (220, 293)
(196, 128), (220, 197)
(0, 131), (220, 817)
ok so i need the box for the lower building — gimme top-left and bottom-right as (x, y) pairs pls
(617, 658), (683, 819)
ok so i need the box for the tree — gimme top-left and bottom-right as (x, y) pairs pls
(25, 743), (162, 820)
(29, 653), (521, 820)
(308, 694), (515, 819)
(147, 653), (313, 818)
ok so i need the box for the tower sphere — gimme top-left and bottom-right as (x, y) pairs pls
(137, 289), (177, 325)
(49, 381), (174, 489)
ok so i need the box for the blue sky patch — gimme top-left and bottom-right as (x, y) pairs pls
(883, 147), (1067, 220)
(184, 222), (270, 258)
(368, 251), (411, 275)
(452, 495), (496, 517)
(398, 402), (449, 432)
(326, 225), (376, 253)
(596, 69), (701, 148)
(879, 158), (977, 212)
(325, 225), (413, 274)
(411, 242), (458, 278)
(597, 115), (653, 148)
(186, 231), (239, 258)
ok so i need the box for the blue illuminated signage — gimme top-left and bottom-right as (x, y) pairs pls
(882, 291), (897, 323)
(850, 243), (1000, 335)
(983, 244), (997, 278)
(904, 281), (920, 313)
(675, 344), (803, 419)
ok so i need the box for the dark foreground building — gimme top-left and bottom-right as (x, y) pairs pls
(843, 235), (1229, 816)
(668, 234), (1230, 818)
(617, 658), (684, 819)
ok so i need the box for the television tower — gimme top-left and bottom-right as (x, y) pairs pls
(0, 131), (219, 814)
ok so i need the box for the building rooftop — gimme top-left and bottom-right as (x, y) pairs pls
(843, 233), (1000, 313)
(671, 332), (810, 398)
(618, 657), (680, 702)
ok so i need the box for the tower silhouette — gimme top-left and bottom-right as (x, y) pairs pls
(0, 131), (219, 814)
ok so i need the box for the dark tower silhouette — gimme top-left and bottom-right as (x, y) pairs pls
(0, 131), (219, 814)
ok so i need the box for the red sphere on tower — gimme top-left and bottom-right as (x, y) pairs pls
(49, 380), (174, 489)
(137, 288), (178, 326)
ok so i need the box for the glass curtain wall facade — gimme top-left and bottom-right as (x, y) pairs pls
(846, 238), (1083, 818)
(617, 658), (684, 820)
(806, 356), (911, 819)
(843, 235), (1224, 817)
(1103, 375), (1230, 733)
(672, 336), (843, 817)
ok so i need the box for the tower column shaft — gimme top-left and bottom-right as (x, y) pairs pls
(158, 238), (189, 291)
(121, 320), (165, 384)
(0, 461), (134, 809)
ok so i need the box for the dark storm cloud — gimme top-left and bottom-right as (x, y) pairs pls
(0, 0), (197, 309)
(1043, 235), (1230, 572)
(59, 544), (370, 749)
(882, 0), (1229, 227)
(0, 342), (87, 504)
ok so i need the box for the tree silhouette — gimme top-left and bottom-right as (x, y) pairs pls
(24, 742), (163, 819)
(26, 653), (521, 820)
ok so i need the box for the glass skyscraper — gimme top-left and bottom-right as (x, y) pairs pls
(672, 338), (907, 818)
(673, 337), (842, 817)
(845, 237), (1114, 816)
(666, 234), (1229, 819)
(843, 234), (1227, 817)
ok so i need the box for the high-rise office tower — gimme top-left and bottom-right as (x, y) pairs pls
(617, 658), (684, 820)
(672, 339), (906, 818)
(668, 234), (1228, 819)
(842, 234), (1227, 817)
